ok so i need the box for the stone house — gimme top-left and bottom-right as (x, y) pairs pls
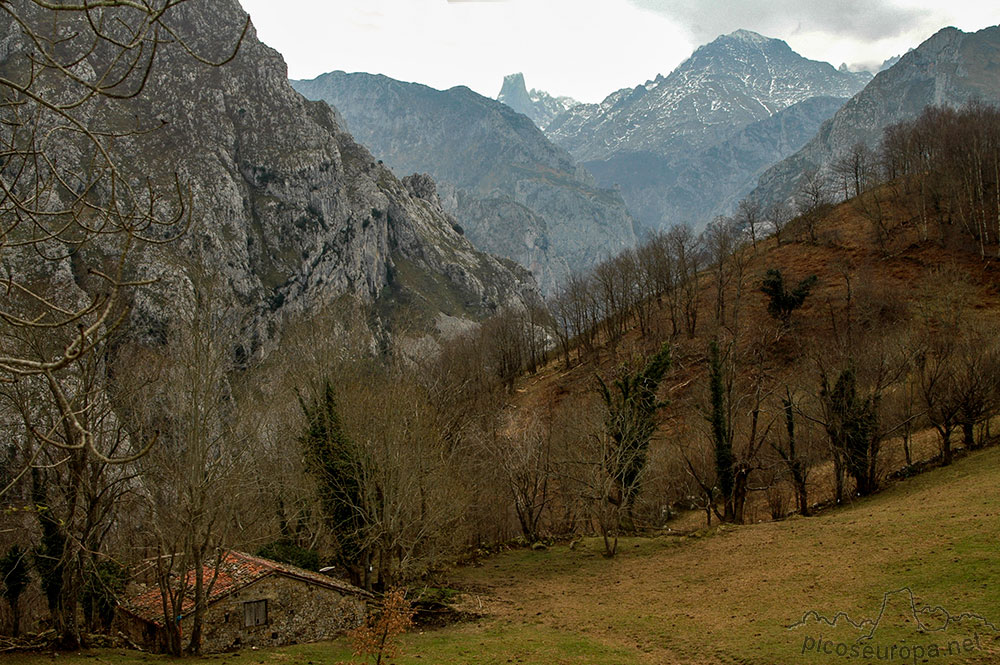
(118, 551), (371, 653)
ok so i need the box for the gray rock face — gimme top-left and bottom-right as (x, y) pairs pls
(751, 25), (1000, 210)
(292, 72), (636, 294)
(541, 30), (870, 232)
(497, 72), (578, 130)
(0, 0), (536, 350)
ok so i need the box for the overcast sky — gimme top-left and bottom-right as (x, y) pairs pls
(238, 0), (997, 103)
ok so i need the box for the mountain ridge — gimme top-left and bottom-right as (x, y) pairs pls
(750, 24), (1000, 211)
(545, 29), (871, 163)
(0, 0), (539, 352)
(292, 71), (636, 293)
(530, 29), (870, 231)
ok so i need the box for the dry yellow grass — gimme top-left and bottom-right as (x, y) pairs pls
(10, 443), (996, 665)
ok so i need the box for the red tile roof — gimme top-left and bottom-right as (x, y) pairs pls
(123, 551), (368, 625)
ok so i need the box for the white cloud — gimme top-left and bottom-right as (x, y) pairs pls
(630, 0), (998, 72)
(240, 0), (692, 102)
(239, 0), (996, 102)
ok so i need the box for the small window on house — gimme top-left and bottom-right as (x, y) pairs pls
(243, 599), (268, 627)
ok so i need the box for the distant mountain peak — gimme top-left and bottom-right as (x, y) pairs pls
(726, 28), (773, 45)
(547, 28), (872, 164)
(292, 72), (633, 294)
(496, 72), (578, 131)
(878, 54), (902, 72)
(502, 72), (526, 87)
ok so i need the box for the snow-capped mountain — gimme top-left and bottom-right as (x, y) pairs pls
(539, 29), (871, 231)
(547, 29), (871, 163)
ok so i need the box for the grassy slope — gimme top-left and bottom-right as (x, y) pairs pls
(9, 445), (1000, 665)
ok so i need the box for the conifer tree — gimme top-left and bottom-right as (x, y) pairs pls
(760, 269), (818, 325)
(596, 343), (672, 515)
(1, 545), (31, 637)
(299, 381), (369, 587)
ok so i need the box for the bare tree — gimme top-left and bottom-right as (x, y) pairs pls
(667, 225), (702, 338)
(795, 169), (832, 243)
(770, 388), (812, 516)
(485, 404), (555, 544)
(736, 198), (764, 251)
(765, 201), (792, 247)
(954, 330), (1000, 449)
(636, 230), (676, 335)
(0, 2), (247, 503)
(137, 267), (252, 656)
(703, 217), (738, 329)
(4, 339), (150, 649)
(334, 365), (468, 589)
(832, 142), (879, 200)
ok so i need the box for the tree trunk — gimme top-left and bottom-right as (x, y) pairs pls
(962, 420), (976, 449)
(165, 618), (182, 657)
(55, 549), (82, 650)
(791, 464), (809, 517)
(731, 467), (749, 524)
(832, 451), (845, 504)
(363, 550), (372, 593)
(11, 599), (20, 638)
(940, 428), (953, 465)
(186, 552), (205, 656)
(601, 527), (618, 558)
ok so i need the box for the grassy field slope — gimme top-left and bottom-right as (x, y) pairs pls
(9, 445), (1000, 665)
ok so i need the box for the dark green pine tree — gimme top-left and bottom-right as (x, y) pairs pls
(821, 368), (880, 496)
(298, 381), (368, 585)
(596, 343), (672, 515)
(81, 560), (128, 632)
(1, 545), (31, 637)
(760, 269), (818, 325)
(31, 469), (65, 619)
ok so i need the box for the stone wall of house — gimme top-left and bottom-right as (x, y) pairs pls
(182, 575), (368, 653)
(118, 611), (167, 651)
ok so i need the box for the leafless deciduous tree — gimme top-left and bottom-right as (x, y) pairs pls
(880, 103), (1000, 255)
(735, 198), (763, 251)
(765, 201), (792, 247)
(794, 169), (832, 243)
(832, 142), (879, 200)
(484, 405), (555, 544)
(0, 2), (247, 497)
(137, 267), (252, 656)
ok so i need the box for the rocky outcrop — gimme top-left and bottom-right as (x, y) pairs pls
(292, 72), (635, 293)
(750, 25), (1000, 210)
(497, 72), (578, 130)
(0, 0), (537, 351)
